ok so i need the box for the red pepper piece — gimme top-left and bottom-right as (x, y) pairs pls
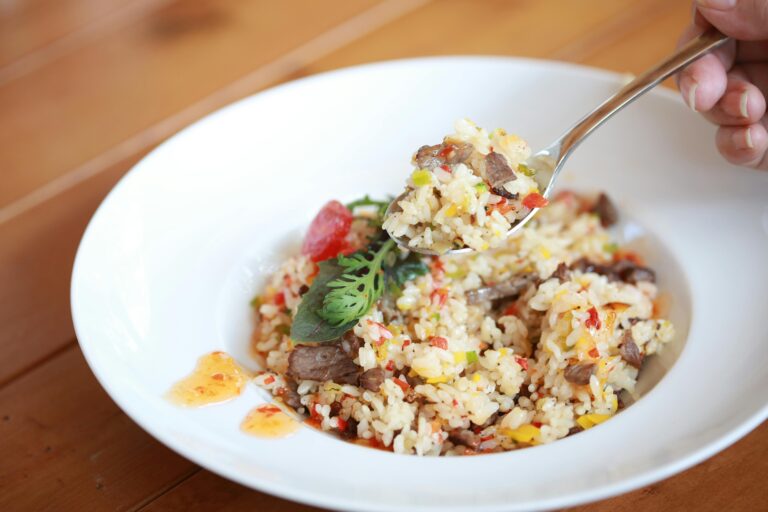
(585, 306), (601, 330)
(430, 336), (448, 350)
(522, 192), (549, 209)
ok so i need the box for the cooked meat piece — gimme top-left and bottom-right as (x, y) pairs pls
(484, 152), (516, 188)
(480, 412), (499, 428)
(287, 345), (361, 384)
(339, 418), (359, 439)
(340, 330), (364, 358)
(564, 362), (596, 385)
(359, 368), (385, 391)
(448, 429), (480, 449)
(567, 426), (584, 436)
(298, 284), (309, 296)
(329, 401), (343, 417)
(591, 193), (619, 227)
(569, 258), (614, 277)
(619, 331), (643, 369)
(612, 259), (656, 284)
(569, 258), (655, 285)
(490, 185), (518, 200)
(413, 141), (473, 169)
(277, 379), (303, 410)
(550, 262), (569, 282)
(403, 373), (424, 387)
(466, 273), (536, 305)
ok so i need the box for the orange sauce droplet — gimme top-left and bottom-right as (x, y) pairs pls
(168, 351), (248, 407)
(241, 404), (299, 438)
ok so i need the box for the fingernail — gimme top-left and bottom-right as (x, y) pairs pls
(739, 90), (749, 118)
(685, 81), (699, 112)
(696, 0), (737, 9)
(733, 127), (754, 150)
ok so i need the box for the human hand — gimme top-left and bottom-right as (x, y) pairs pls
(677, 0), (768, 169)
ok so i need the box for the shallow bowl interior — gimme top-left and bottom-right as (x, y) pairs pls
(72, 57), (768, 512)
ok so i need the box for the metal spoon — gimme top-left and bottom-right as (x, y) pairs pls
(386, 28), (729, 255)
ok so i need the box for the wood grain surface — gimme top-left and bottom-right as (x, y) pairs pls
(1, 1), (765, 511)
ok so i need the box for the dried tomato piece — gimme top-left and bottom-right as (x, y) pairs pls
(301, 200), (353, 262)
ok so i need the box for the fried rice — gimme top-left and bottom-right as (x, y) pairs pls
(251, 189), (674, 456)
(383, 119), (544, 254)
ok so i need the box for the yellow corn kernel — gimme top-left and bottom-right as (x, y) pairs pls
(480, 242), (490, 251)
(499, 348), (508, 357)
(576, 413), (611, 430)
(461, 195), (471, 210)
(387, 324), (402, 337)
(426, 376), (449, 384)
(472, 373), (481, 383)
(444, 204), (457, 217)
(501, 424), (540, 443)
(610, 395), (618, 413)
(376, 342), (389, 362)
(539, 247), (551, 259)
(453, 352), (466, 364)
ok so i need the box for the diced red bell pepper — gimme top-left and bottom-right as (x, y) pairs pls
(492, 197), (514, 215)
(431, 289), (448, 308)
(585, 306), (601, 330)
(301, 200), (353, 262)
(502, 303), (519, 317)
(430, 336), (448, 350)
(522, 192), (549, 209)
(393, 378), (410, 392)
(515, 356), (529, 371)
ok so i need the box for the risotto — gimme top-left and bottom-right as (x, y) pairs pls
(250, 188), (674, 456)
(383, 119), (547, 254)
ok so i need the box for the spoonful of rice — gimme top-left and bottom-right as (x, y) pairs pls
(383, 29), (729, 255)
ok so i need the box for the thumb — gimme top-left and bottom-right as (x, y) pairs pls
(696, 0), (768, 40)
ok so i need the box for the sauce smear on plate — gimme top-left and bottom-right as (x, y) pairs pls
(241, 404), (299, 438)
(168, 351), (248, 406)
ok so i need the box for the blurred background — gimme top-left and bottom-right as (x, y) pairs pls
(1, 1), (765, 511)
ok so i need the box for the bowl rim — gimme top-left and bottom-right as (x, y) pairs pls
(71, 55), (768, 512)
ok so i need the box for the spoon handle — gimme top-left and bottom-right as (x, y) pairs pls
(556, 29), (730, 161)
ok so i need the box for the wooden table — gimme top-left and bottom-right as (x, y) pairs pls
(2, 1), (766, 510)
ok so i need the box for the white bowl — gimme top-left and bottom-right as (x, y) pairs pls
(71, 57), (768, 511)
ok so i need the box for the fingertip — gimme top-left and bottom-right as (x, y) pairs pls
(715, 124), (768, 167)
(679, 54), (729, 112)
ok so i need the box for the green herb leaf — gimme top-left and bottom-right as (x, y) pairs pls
(290, 259), (358, 342)
(387, 252), (429, 287)
(346, 195), (391, 213)
(346, 195), (392, 228)
(319, 239), (395, 326)
(466, 350), (479, 364)
(518, 163), (536, 177)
